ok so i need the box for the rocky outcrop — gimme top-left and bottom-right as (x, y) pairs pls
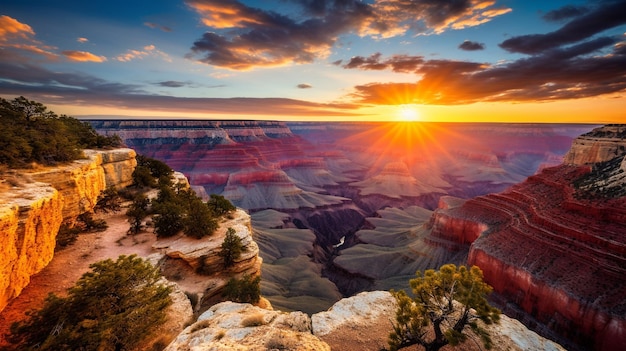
(165, 291), (564, 351)
(153, 209), (262, 309)
(310, 291), (566, 351)
(164, 301), (330, 351)
(564, 125), (626, 165)
(0, 148), (136, 312)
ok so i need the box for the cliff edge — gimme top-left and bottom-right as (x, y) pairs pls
(0, 148), (136, 312)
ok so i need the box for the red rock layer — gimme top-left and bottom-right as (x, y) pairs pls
(448, 164), (626, 350)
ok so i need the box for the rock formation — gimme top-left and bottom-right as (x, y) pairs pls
(164, 291), (565, 351)
(0, 148), (136, 312)
(165, 301), (330, 351)
(432, 125), (626, 350)
(153, 209), (263, 310)
(564, 125), (626, 165)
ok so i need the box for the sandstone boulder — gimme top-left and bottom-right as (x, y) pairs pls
(164, 301), (330, 351)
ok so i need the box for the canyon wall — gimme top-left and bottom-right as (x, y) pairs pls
(434, 125), (626, 350)
(0, 148), (137, 312)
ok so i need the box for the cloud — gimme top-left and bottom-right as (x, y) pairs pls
(0, 15), (57, 60)
(185, 0), (510, 70)
(77, 37), (89, 43)
(0, 59), (359, 116)
(62, 50), (107, 62)
(144, 22), (172, 32)
(157, 81), (187, 88)
(0, 15), (35, 41)
(115, 44), (172, 62)
(459, 40), (485, 51)
(500, 0), (626, 54)
(542, 5), (589, 22)
(297, 83), (312, 89)
(345, 35), (626, 105)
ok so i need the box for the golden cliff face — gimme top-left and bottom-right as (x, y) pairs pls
(0, 148), (136, 312)
(0, 183), (63, 311)
(28, 149), (136, 221)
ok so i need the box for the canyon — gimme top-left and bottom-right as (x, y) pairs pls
(89, 120), (622, 350)
(2, 120), (621, 350)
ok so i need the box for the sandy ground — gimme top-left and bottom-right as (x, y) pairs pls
(0, 211), (158, 346)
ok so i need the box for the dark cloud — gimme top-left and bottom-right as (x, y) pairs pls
(144, 22), (172, 32)
(542, 5), (589, 22)
(0, 59), (359, 116)
(345, 36), (626, 105)
(185, 0), (510, 70)
(157, 80), (186, 88)
(458, 40), (485, 51)
(500, 0), (626, 54)
(297, 83), (312, 89)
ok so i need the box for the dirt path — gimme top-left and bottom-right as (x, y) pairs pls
(0, 212), (157, 345)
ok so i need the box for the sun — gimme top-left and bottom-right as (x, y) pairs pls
(397, 104), (421, 122)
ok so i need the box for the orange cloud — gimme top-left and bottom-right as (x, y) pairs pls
(62, 50), (107, 62)
(0, 15), (34, 41)
(77, 37), (89, 43)
(115, 45), (171, 62)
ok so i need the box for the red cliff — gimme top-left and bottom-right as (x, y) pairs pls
(445, 159), (626, 350)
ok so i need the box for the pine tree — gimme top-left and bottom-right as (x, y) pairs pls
(389, 264), (500, 351)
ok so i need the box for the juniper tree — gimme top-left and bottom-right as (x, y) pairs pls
(389, 264), (500, 351)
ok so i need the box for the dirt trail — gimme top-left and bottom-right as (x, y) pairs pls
(0, 212), (157, 345)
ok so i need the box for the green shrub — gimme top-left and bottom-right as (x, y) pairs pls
(207, 194), (236, 217)
(222, 274), (261, 304)
(6, 255), (172, 351)
(219, 228), (243, 268)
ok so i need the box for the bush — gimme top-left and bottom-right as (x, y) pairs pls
(153, 202), (184, 237)
(222, 274), (261, 304)
(207, 194), (236, 217)
(219, 228), (243, 268)
(126, 194), (149, 234)
(184, 198), (218, 239)
(6, 255), (172, 351)
(94, 186), (122, 213)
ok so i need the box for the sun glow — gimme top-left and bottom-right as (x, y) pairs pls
(397, 104), (421, 121)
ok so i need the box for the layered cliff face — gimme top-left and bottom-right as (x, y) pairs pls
(0, 148), (136, 312)
(564, 125), (626, 165)
(431, 125), (626, 350)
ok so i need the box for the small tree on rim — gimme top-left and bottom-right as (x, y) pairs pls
(389, 264), (500, 351)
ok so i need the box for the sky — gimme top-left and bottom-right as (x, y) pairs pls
(1, 0), (625, 122)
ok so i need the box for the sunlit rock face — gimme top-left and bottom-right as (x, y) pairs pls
(0, 183), (63, 312)
(0, 148), (137, 312)
(164, 301), (330, 351)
